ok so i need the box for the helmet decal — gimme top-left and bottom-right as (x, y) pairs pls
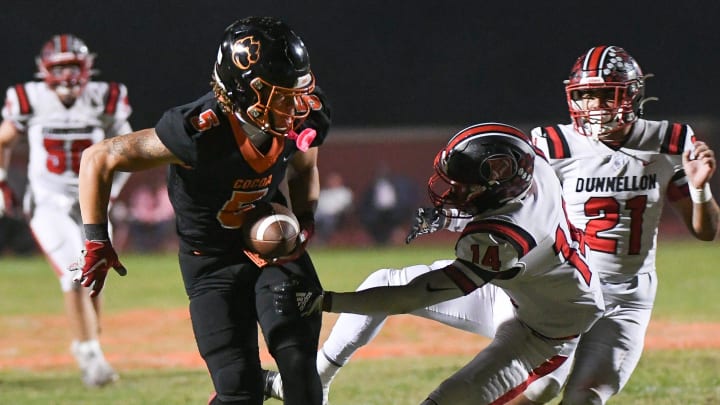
(483, 156), (516, 183)
(231, 36), (261, 70)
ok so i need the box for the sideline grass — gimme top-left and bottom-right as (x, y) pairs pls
(0, 239), (718, 403)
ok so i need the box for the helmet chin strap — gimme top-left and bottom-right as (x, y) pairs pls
(234, 111), (274, 146)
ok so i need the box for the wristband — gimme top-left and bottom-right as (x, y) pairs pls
(322, 291), (333, 312)
(296, 212), (315, 227)
(84, 223), (110, 241)
(0, 168), (7, 182)
(296, 212), (315, 243)
(689, 183), (713, 204)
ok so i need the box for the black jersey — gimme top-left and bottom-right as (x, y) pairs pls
(155, 92), (327, 254)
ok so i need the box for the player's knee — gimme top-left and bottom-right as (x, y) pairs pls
(274, 345), (316, 377)
(210, 361), (263, 403)
(523, 374), (564, 403)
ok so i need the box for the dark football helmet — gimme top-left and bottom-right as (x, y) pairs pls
(428, 123), (535, 216)
(565, 45), (655, 140)
(212, 16), (321, 137)
(36, 34), (95, 97)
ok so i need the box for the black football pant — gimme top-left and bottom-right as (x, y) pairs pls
(179, 250), (323, 405)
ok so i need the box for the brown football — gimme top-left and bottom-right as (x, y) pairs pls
(242, 202), (300, 259)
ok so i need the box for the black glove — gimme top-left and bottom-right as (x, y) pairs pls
(405, 207), (447, 244)
(270, 279), (324, 317)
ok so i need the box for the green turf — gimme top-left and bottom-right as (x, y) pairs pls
(1, 351), (717, 404)
(0, 239), (718, 403)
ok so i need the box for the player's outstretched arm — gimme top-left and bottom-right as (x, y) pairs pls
(327, 265), (464, 315)
(676, 140), (720, 240)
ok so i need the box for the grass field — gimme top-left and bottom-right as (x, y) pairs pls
(1, 239), (719, 404)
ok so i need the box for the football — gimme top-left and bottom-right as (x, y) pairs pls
(242, 202), (300, 259)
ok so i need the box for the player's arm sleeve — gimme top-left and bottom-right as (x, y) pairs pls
(530, 126), (552, 156)
(665, 124), (695, 202)
(1, 84), (31, 132)
(328, 263), (465, 315)
(154, 107), (199, 167)
(447, 231), (523, 293)
(105, 83), (133, 137)
(446, 210), (473, 232)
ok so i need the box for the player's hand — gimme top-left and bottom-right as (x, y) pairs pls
(270, 215), (315, 265)
(270, 279), (324, 317)
(70, 240), (127, 297)
(683, 141), (716, 188)
(0, 180), (18, 217)
(406, 207), (447, 244)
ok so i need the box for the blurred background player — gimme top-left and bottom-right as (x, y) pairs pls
(71, 17), (332, 405)
(359, 166), (419, 245)
(512, 45), (720, 404)
(314, 171), (353, 244)
(0, 34), (132, 387)
(270, 123), (604, 404)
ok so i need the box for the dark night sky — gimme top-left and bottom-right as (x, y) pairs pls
(2, 1), (718, 131)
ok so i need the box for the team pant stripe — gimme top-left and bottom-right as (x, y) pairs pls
(491, 355), (568, 404)
(462, 220), (536, 257)
(542, 126), (570, 159)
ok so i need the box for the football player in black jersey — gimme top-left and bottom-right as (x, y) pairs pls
(71, 17), (331, 405)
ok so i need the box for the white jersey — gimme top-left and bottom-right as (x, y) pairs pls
(448, 159), (604, 339)
(2, 80), (132, 204)
(530, 119), (693, 282)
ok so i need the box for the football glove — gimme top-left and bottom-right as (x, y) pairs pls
(70, 240), (127, 297)
(405, 207), (447, 244)
(0, 180), (18, 217)
(270, 279), (324, 317)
